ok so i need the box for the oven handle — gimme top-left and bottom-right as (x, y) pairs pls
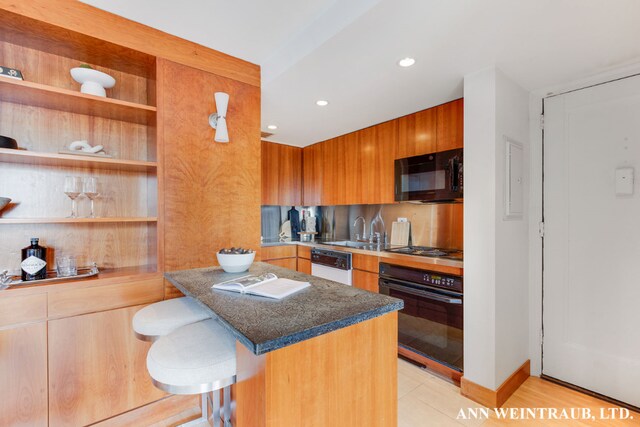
(379, 279), (462, 305)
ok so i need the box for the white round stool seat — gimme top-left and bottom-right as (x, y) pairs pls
(133, 297), (211, 342)
(147, 318), (237, 394)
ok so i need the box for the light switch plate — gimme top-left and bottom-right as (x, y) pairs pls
(615, 167), (634, 195)
(397, 217), (408, 223)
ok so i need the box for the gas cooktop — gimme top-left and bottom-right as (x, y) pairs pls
(385, 246), (463, 261)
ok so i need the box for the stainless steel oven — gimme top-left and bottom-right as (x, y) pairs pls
(379, 262), (463, 372)
(394, 148), (463, 203)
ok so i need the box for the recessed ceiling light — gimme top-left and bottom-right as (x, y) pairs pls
(267, 125), (278, 130)
(398, 57), (416, 68)
(316, 100), (329, 107)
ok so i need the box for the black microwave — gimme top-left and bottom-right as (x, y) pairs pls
(394, 148), (463, 203)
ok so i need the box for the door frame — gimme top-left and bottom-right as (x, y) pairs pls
(527, 62), (640, 377)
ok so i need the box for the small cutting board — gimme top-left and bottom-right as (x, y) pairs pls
(390, 221), (410, 246)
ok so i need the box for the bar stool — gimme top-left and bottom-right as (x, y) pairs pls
(147, 319), (236, 427)
(132, 296), (211, 342)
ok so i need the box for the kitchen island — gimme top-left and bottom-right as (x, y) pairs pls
(165, 262), (403, 427)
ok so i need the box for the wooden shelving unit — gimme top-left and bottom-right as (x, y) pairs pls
(0, 148), (157, 172)
(0, 21), (160, 278)
(0, 217), (157, 224)
(0, 78), (156, 125)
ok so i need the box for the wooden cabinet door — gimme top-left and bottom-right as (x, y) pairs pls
(436, 98), (464, 152)
(302, 143), (323, 206)
(353, 269), (379, 293)
(264, 258), (297, 270)
(48, 304), (166, 426)
(374, 120), (397, 204)
(321, 137), (346, 205)
(297, 257), (311, 274)
(343, 132), (362, 204)
(0, 323), (47, 427)
(397, 107), (437, 158)
(261, 141), (302, 206)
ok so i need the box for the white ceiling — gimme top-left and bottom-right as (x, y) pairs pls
(82, 0), (640, 147)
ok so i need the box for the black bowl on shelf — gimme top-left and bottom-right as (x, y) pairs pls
(0, 135), (18, 149)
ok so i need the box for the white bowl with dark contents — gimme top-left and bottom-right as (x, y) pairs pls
(216, 247), (256, 273)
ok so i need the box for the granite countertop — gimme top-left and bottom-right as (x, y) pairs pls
(165, 262), (403, 355)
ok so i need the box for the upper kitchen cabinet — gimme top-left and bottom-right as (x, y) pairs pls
(321, 136), (347, 205)
(360, 120), (397, 204)
(397, 107), (437, 158)
(396, 98), (464, 158)
(261, 141), (302, 206)
(302, 143), (323, 206)
(436, 98), (464, 151)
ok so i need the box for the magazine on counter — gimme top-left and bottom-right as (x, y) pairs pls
(211, 273), (310, 299)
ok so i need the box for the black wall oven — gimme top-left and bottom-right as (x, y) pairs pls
(394, 148), (463, 203)
(379, 263), (463, 372)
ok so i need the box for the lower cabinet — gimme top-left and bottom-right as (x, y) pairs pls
(264, 258), (297, 270)
(0, 322), (48, 427)
(48, 304), (166, 426)
(297, 257), (311, 274)
(353, 269), (379, 293)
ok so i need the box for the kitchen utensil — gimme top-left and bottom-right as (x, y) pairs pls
(298, 231), (318, 242)
(216, 252), (255, 273)
(390, 221), (411, 246)
(279, 220), (292, 242)
(0, 197), (10, 214)
(0, 135), (17, 149)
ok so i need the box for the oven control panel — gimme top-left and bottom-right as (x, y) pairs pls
(379, 262), (463, 293)
(422, 273), (460, 289)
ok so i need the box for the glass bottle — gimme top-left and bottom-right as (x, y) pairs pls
(21, 238), (48, 281)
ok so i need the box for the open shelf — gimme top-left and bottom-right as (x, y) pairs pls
(0, 217), (158, 224)
(0, 78), (156, 125)
(0, 148), (157, 172)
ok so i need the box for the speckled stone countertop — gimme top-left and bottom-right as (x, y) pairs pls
(164, 262), (403, 355)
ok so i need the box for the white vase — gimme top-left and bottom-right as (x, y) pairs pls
(70, 68), (116, 97)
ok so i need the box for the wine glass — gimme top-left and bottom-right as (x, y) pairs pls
(64, 176), (82, 218)
(83, 177), (99, 218)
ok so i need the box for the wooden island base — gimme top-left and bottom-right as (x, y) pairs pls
(233, 312), (398, 427)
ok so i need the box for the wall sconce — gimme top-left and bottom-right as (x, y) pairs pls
(208, 92), (229, 143)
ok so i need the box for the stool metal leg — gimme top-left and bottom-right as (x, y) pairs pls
(222, 385), (232, 427)
(211, 389), (221, 427)
(178, 393), (210, 427)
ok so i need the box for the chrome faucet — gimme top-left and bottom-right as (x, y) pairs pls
(353, 216), (367, 241)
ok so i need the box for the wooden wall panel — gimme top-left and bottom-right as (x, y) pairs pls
(48, 304), (166, 426)
(0, 322), (48, 427)
(436, 98), (464, 152)
(261, 141), (302, 206)
(159, 59), (260, 296)
(302, 143), (323, 206)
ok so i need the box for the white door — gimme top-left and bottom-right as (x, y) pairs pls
(543, 75), (640, 407)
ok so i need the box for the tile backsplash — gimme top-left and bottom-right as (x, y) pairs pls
(262, 203), (462, 249)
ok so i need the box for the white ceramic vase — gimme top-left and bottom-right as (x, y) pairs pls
(70, 67), (116, 97)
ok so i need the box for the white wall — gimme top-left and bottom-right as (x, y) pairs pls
(463, 67), (530, 390)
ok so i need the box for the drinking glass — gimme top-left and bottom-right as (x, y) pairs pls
(64, 176), (82, 218)
(83, 177), (99, 218)
(56, 256), (77, 277)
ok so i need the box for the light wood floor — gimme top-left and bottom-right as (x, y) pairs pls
(399, 358), (640, 426)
